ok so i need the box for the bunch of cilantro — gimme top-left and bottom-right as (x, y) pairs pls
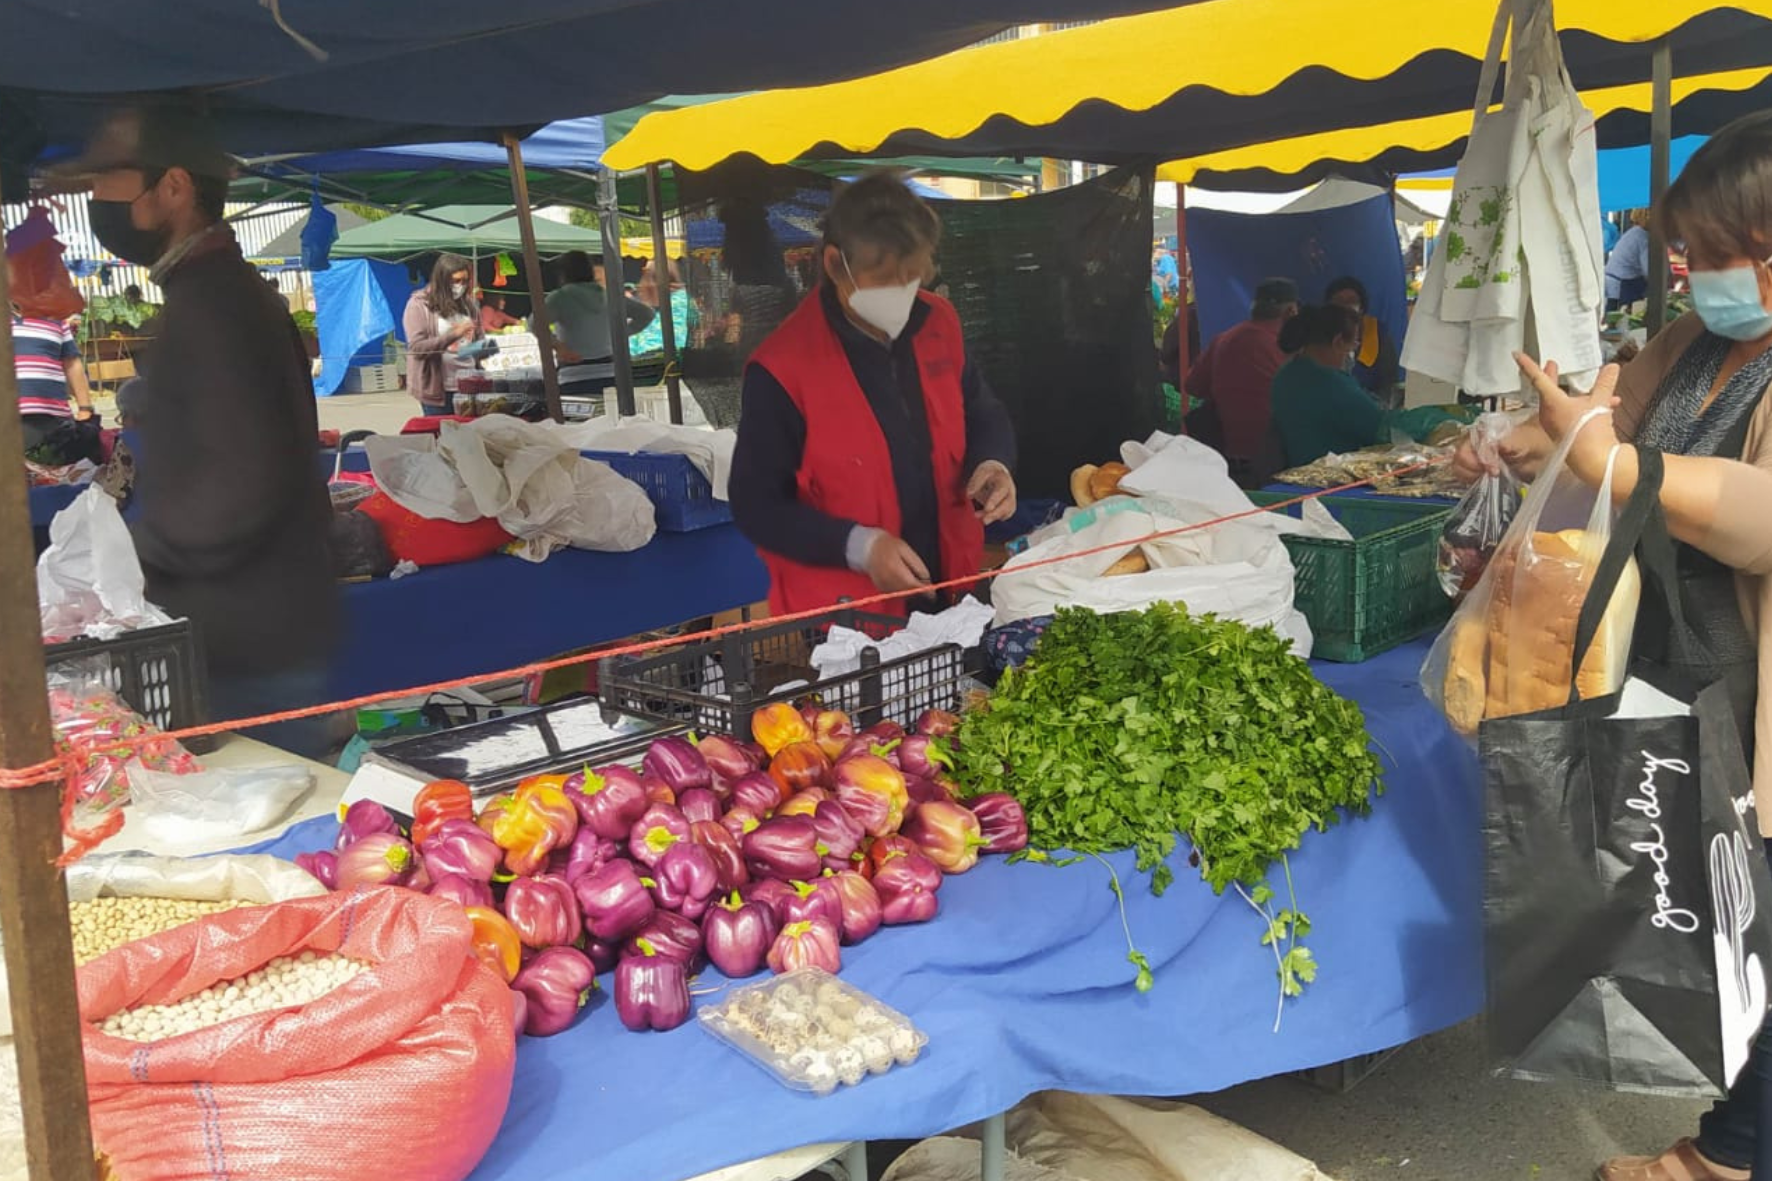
(955, 603), (1383, 1004)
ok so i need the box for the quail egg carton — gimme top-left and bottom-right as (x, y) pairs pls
(697, 969), (926, 1094)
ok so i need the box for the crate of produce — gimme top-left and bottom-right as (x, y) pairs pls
(582, 449), (733, 532)
(599, 607), (975, 738)
(44, 620), (214, 753)
(1246, 493), (1453, 663)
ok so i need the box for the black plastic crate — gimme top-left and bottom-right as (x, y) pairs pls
(44, 620), (214, 754)
(599, 607), (975, 738)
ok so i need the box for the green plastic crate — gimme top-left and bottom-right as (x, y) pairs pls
(1247, 493), (1453, 662)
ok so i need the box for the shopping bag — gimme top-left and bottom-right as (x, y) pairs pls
(1421, 407), (1635, 737)
(1435, 413), (1524, 600)
(1482, 450), (1772, 1095)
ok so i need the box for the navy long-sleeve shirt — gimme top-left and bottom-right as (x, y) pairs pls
(730, 286), (1015, 581)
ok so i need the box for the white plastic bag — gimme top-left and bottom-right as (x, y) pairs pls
(1421, 408), (1635, 737)
(991, 507), (1313, 657)
(126, 763), (314, 851)
(37, 486), (173, 641)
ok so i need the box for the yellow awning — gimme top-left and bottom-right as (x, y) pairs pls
(1157, 64), (1772, 185)
(602, 0), (1772, 172)
(620, 235), (686, 260)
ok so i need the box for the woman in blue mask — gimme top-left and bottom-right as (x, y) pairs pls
(1453, 111), (1772, 1181)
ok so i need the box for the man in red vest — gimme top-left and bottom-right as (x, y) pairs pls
(730, 173), (1018, 617)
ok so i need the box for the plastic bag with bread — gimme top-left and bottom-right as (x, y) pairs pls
(1070, 462), (1130, 507)
(1422, 414), (1637, 738)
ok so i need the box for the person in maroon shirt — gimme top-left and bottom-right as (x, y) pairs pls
(1185, 277), (1299, 487)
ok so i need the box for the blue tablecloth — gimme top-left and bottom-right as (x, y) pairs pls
(30, 451), (373, 533)
(247, 636), (1481, 1181)
(326, 525), (768, 702)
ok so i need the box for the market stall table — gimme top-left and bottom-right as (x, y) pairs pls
(1262, 481), (1458, 506)
(328, 524), (769, 701)
(246, 634), (1482, 1181)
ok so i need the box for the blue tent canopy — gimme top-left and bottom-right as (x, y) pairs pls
(1406, 133), (1707, 214)
(312, 258), (414, 397)
(256, 118), (606, 177)
(3, 1), (1180, 158)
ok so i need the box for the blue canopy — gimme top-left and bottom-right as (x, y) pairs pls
(3, 1), (1180, 157)
(258, 118), (605, 176)
(1594, 135), (1706, 212)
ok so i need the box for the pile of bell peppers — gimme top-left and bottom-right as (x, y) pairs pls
(300, 704), (1027, 1040)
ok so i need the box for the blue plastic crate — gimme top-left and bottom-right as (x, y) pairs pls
(582, 449), (734, 532)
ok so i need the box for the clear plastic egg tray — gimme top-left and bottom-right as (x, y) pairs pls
(697, 968), (927, 1094)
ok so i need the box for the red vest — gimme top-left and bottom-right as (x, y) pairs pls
(750, 290), (985, 618)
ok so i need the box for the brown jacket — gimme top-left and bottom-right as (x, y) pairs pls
(1612, 313), (1772, 832)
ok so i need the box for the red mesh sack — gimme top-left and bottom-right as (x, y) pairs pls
(80, 888), (516, 1181)
(357, 490), (512, 567)
(6, 212), (85, 322)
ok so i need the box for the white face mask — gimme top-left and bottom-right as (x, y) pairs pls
(842, 254), (920, 341)
(450, 282), (467, 299)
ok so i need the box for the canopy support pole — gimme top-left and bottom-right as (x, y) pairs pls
(646, 164), (684, 425)
(1646, 39), (1673, 340)
(1175, 191), (1191, 377)
(600, 168), (638, 418)
(0, 180), (98, 1181)
(502, 132), (564, 422)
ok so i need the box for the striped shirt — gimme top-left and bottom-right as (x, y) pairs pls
(12, 314), (79, 419)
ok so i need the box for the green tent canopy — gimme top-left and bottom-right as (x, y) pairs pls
(328, 204), (605, 261)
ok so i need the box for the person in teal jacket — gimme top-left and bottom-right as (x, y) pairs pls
(1270, 303), (1393, 466)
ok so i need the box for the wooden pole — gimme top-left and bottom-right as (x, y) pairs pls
(599, 167), (638, 418)
(502, 132), (564, 422)
(646, 163), (684, 425)
(0, 183), (98, 1180)
(1646, 40), (1673, 340)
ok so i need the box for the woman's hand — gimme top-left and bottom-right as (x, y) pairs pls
(1514, 352), (1622, 485)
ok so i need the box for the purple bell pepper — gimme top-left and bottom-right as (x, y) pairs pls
(642, 736), (711, 794)
(967, 793), (1030, 854)
(504, 873), (583, 949)
(615, 942), (691, 1032)
(334, 799), (400, 851)
(561, 827), (622, 885)
(742, 878), (796, 926)
(696, 734), (757, 795)
(420, 818), (503, 883)
(294, 850), (338, 890)
(676, 787), (722, 826)
(873, 850), (943, 925)
(509, 987), (529, 1040)
(512, 946), (598, 1037)
(628, 802), (691, 869)
(565, 765), (650, 839)
(897, 734), (955, 780)
(812, 798), (866, 873)
(335, 833), (414, 889)
(720, 806), (764, 843)
(781, 876), (845, 931)
(914, 709), (959, 738)
(689, 819), (749, 893)
(573, 859), (656, 942)
(429, 873), (494, 909)
(702, 891), (779, 979)
(728, 772), (784, 819)
(902, 774), (951, 808)
(827, 869), (883, 945)
(623, 910), (705, 973)
(652, 840), (719, 920)
(767, 918), (843, 975)
(742, 815), (822, 882)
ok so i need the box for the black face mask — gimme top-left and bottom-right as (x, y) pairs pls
(89, 197), (170, 267)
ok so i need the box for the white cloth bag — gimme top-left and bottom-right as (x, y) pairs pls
(1401, 0), (1605, 396)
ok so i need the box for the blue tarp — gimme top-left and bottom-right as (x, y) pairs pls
(1188, 191), (1408, 355)
(312, 258), (413, 397)
(244, 635), (1482, 1181)
(1595, 135), (1706, 213)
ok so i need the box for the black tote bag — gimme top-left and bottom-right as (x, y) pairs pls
(1481, 448), (1772, 1096)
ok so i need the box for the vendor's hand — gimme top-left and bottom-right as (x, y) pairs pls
(863, 533), (933, 595)
(966, 460), (1017, 526)
(73, 406), (95, 423)
(1515, 352), (1621, 485)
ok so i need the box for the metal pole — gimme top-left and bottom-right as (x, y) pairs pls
(599, 167), (638, 418)
(980, 1113), (1008, 1181)
(646, 163), (684, 425)
(1646, 40), (1673, 340)
(1174, 189), (1191, 377)
(0, 179), (98, 1180)
(502, 132), (564, 422)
